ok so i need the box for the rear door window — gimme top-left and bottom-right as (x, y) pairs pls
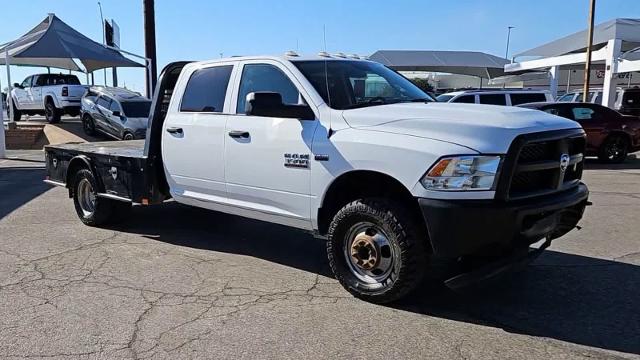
(479, 94), (507, 105)
(96, 96), (111, 109)
(180, 65), (233, 113)
(571, 107), (595, 120)
(452, 95), (475, 103)
(510, 93), (547, 105)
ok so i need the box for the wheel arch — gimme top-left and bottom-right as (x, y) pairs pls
(602, 130), (633, 147)
(65, 155), (104, 198)
(316, 170), (427, 241)
(43, 94), (60, 108)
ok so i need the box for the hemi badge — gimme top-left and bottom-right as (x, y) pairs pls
(314, 154), (329, 161)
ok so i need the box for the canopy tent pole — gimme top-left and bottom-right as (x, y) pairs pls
(549, 66), (559, 99)
(602, 39), (622, 107)
(0, 74), (6, 159)
(104, 44), (153, 98)
(5, 47), (13, 123)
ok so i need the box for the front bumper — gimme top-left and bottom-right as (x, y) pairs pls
(418, 183), (589, 259)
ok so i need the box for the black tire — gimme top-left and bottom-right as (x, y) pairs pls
(82, 114), (96, 136)
(45, 100), (61, 124)
(327, 198), (427, 303)
(11, 101), (21, 122)
(72, 169), (114, 226)
(598, 135), (629, 163)
(123, 132), (135, 141)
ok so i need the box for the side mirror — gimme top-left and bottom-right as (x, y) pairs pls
(111, 110), (121, 117)
(13, 83), (22, 89)
(245, 92), (315, 120)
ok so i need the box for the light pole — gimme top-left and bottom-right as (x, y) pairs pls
(503, 26), (514, 88)
(505, 26), (515, 61)
(98, 1), (107, 86)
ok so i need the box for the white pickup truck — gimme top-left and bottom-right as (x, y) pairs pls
(43, 56), (589, 303)
(10, 73), (87, 123)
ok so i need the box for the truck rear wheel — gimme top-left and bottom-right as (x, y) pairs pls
(45, 101), (61, 124)
(72, 169), (114, 226)
(327, 198), (427, 303)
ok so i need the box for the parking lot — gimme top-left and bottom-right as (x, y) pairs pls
(0, 151), (639, 359)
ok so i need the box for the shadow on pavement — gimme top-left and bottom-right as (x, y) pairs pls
(112, 202), (640, 355)
(0, 167), (51, 220)
(111, 202), (332, 277)
(584, 153), (640, 170)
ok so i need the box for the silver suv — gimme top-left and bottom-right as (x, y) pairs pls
(81, 86), (151, 140)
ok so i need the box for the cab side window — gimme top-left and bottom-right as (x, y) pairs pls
(96, 96), (111, 109)
(20, 76), (32, 88)
(479, 94), (507, 106)
(453, 95), (475, 103)
(109, 99), (121, 113)
(34, 75), (49, 87)
(236, 64), (300, 114)
(180, 65), (233, 113)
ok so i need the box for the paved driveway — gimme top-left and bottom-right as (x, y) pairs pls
(0, 152), (639, 359)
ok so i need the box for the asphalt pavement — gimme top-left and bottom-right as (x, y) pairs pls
(0, 151), (639, 359)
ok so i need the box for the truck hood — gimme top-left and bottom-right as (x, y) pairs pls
(341, 103), (582, 153)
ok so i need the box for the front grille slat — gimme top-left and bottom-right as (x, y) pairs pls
(505, 134), (585, 200)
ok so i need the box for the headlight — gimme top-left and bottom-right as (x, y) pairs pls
(421, 156), (502, 191)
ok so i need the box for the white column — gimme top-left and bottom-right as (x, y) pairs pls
(602, 39), (622, 107)
(0, 74), (6, 159)
(4, 47), (13, 122)
(549, 65), (560, 99)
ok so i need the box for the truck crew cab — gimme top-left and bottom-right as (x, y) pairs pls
(44, 55), (589, 303)
(10, 73), (87, 123)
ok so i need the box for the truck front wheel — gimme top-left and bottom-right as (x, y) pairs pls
(327, 198), (427, 303)
(72, 169), (114, 226)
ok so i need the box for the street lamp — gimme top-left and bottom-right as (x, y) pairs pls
(98, 1), (107, 85)
(505, 26), (515, 61)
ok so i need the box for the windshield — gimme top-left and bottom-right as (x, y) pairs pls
(436, 94), (455, 102)
(121, 101), (151, 118)
(293, 60), (433, 110)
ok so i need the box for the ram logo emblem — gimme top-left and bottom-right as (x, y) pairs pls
(560, 154), (570, 172)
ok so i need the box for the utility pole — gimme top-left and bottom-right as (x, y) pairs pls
(583, 0), (596, 102)
(143, 0), (158, 97)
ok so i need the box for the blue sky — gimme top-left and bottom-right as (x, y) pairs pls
(2, 0), (640, 92)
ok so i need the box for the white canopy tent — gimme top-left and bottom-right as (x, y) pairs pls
(1, 13), (150, 158)
(505, 18), (640, 105)
(370, 50), (510, 80)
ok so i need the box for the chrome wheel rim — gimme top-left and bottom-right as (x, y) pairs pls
(77, 178), (96, 217)
(123, 133), (134, 140)
(343, 222), (395, 284)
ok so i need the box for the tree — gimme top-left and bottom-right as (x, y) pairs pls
(409, 78), (434, 94)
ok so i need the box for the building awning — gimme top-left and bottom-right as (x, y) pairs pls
(514, 18), (640, 60)
(0, 13), (143, 72)
(370, 50), (509, 79)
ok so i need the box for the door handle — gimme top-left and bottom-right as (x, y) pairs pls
(166, 127), (183, 134)
(228, 130), (250, 138)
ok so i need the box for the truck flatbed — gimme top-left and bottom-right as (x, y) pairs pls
(50, 140), (146, 158)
